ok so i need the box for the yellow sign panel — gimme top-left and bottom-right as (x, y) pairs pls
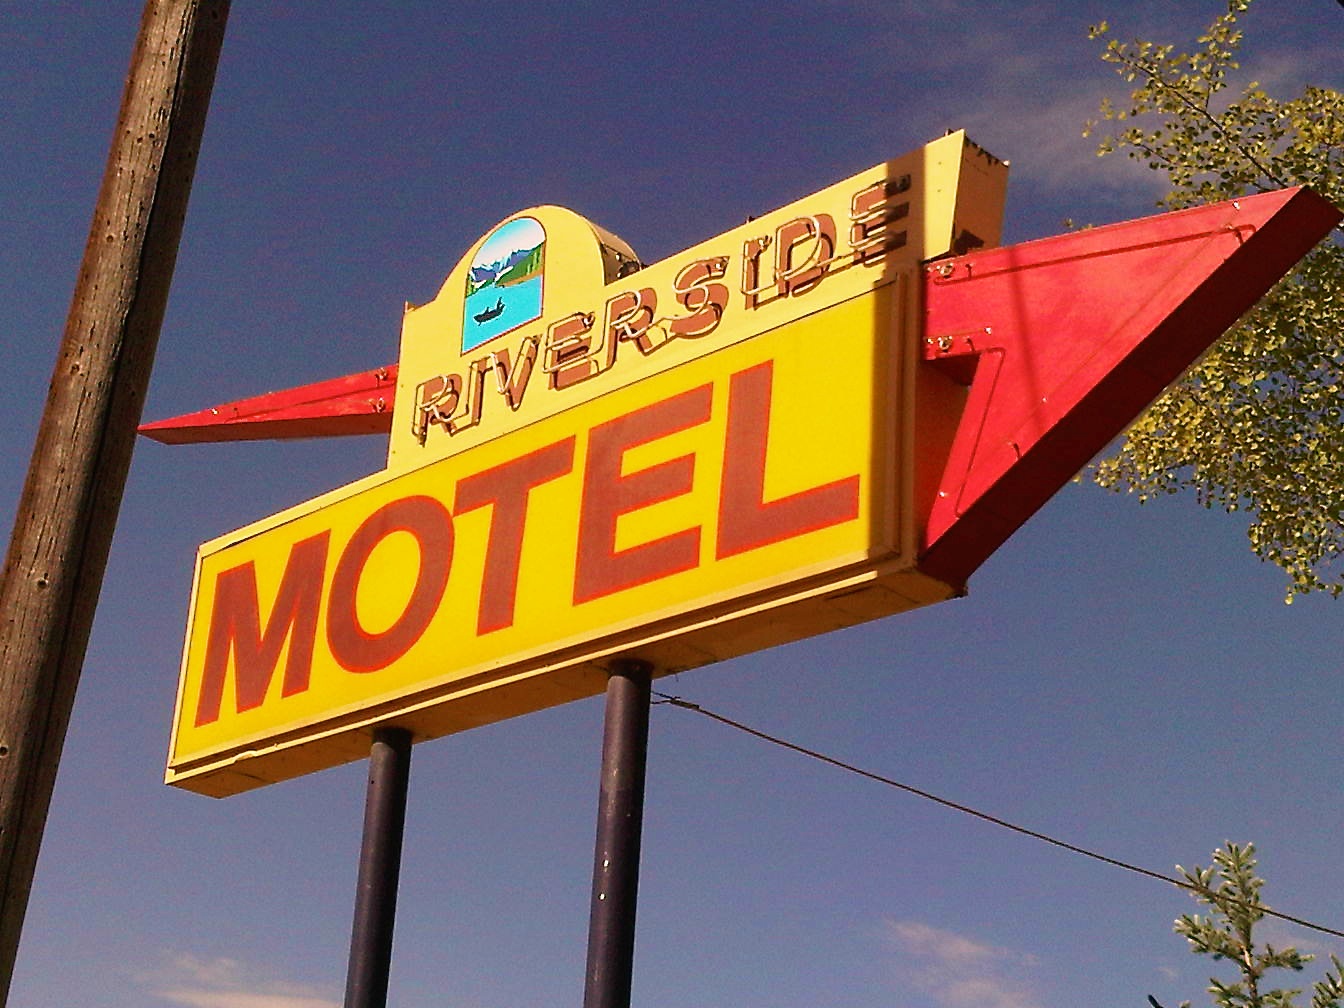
(168, 132), (1008, 795)
(386, 129), (1007, 471)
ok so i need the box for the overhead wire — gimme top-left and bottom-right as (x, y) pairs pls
(651, 691), (1344, 942)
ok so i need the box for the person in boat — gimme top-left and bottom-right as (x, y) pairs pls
(474, 297), (505, 324)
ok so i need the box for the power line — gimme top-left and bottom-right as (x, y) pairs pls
(652, 691), (1344, 942)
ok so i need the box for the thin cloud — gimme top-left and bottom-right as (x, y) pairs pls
(1257, 918), (1344, 961)
(818, 0), (1164, 205)
(962, 88), (1148, 187)
(139, 952), (340, 1008)
(884, 919), (1044, 1008)
(825, 0), (1338, 213)
(156, 992), (338, 1008)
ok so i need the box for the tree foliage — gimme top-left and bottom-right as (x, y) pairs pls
(1085, 1), (1344, 600)
(1163, 843), (1344, 1008)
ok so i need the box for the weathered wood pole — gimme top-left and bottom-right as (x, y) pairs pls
(0, 2), (230, 1000)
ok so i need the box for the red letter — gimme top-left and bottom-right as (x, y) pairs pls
(717, 361), (860, 558)
(326, 496), (454, 673)
(606, 287), (660, 354)
(453, 437), (576, 635)
(774, 214), (836, 296)
(574, 386), (712, 604)
(543, 311), (605, 390)
(669, 257), (729, 340)
(850, 175), (911, 263)
(195, 531), (331, 726)
(487, 337), (539, 410)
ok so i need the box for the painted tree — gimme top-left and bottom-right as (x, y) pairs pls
(1085, 0), (1344, 599)
(1157, 843), (1344, 1008)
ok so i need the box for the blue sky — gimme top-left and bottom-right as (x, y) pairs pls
(3, 3), (1343, 1007)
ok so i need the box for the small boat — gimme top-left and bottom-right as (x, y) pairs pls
(474, 297), (505, 324)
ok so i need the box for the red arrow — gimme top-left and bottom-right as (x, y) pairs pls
(138, 365), (397, 443)
(139, 188), (1340, 591)
(918, 185), (1340, 586)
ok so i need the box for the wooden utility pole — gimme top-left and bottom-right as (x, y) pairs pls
(0, 2), (230, 999)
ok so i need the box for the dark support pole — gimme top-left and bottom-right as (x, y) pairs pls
(583, 659), (653, 1008)
(345, 727), (413, 1008)
(0, 3), (229, 1002)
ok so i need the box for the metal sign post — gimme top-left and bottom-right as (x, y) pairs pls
(344, 727), (413, 1008)
(583, 660), (653, 1008)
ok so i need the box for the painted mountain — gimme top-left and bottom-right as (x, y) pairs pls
(462, 217), (546, 353)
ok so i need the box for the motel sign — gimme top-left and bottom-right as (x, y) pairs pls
(144, 132), (1340, 796)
